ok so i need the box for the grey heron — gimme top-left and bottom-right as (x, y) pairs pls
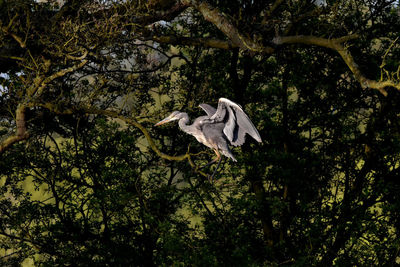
(155, 98), (262, 177)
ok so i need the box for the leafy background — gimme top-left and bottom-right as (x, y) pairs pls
(1, 0), (400, 266)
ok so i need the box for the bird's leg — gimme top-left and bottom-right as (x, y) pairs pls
(201, 149), (220, 169)
(209, 155), (222, 182)
(208, 150), (222, 182)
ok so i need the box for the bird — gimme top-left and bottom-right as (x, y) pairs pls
(154, 98), (262, 178)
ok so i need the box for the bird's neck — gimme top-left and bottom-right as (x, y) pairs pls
(178, 113), (192, 133)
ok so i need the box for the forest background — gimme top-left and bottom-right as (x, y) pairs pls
(1, 0), (400, 266)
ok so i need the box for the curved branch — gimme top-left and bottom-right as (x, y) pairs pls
(34, 51), (89, 97)
(21, 102), (208, 177)
(87, 108), (186, 160)
(273, 35), (396, 96)
(81, 108), (209, 178)
(84, 109), (196, 162)
(182, 0), (274, 53)
(1, 13), (26, 48)
(179, 0), (397, 96)
(1, 52), (88, 155)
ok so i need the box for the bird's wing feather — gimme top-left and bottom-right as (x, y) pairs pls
(199, 103), (217, 117)
(211, 98), (262, 145)
(223, 106), (236, 142)
(233, 108), (262, 143)
(231, 122), (246, 146)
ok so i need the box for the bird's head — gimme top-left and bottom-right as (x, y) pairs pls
(154, 111), (181, 126)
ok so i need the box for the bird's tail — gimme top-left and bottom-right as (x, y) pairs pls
(220, 149), (237, 162)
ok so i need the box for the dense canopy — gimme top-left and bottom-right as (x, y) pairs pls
(1, 0), (400, 265)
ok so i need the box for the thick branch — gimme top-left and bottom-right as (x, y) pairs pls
(37, 59), (88, 96)
(273, 35), (396, 96)
(132, 1), (190, 25)
(151, 35), (235, 50)
(178, 0), (397, 96)
(28, 50), (88, 97)
(1, 98), (207, 176)
(1, 53), (88, 154)
(272, 35), (359, 49)
(0, 105), (29, 155)
(183, 0), (274, 53)
(1, 13), (26, 48)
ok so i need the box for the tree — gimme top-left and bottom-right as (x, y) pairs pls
(1, 0), (400, 265)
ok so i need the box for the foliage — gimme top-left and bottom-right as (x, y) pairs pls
(1, 0), (400, 266)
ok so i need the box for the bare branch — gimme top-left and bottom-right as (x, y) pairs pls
(19, 102), (208, 177)
(178, 0), (397, 95)
(1, 14), (26, 48)
(83, 108), (203, 165)
(151, 35), (235, 50)
(132, 1), (190, 25)
(273, 35), (398, 96)
(182, 0), (274, 53)
(29, 50), (89, 97)
(272, 34), (359, 47)
(83, 108), (208, 177)
(0, 51), (89, 155)
(0, 105), (29, 155)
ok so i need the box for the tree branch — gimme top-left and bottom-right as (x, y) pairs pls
(273, 35), (396, 96)
(1, 51), (89, 155)
(28, 50), (89, 97)
(179, 0), (397, 96)
(21, 102), (208, 177)
(0, 105), (29, 155)
(132, 1), (190, 25)
(151, 35), (235, 50)
(182, 0), (274, 53)
(83, 108), (206, 177)
(37, 59), (88, 97)
(1, 13), (26, 48)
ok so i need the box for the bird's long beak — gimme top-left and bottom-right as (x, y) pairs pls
(154, 117), (171, 126)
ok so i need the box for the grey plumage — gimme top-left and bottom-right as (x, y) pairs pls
(155, 98), (262, 164)
(198, 103), (216, 117)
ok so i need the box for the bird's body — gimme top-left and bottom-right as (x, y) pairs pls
(192, 115), (236, 160)
(155, 98), (262, 166)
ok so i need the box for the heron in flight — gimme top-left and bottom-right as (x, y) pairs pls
(155, 98), (262, 177)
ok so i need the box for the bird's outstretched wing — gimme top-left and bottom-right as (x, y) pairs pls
(199, 103), (216, 117)
(210, 98), (262, 146)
